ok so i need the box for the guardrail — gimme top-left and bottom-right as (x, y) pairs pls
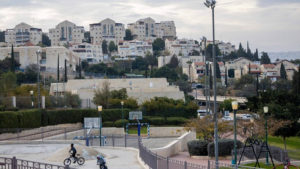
(0, 156), (73, 169)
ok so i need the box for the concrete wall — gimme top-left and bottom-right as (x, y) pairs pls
(150, 131), (196, 158)
(149, 127), (187, 137)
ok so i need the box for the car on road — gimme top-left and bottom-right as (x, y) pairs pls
(241, 114), (252, 120)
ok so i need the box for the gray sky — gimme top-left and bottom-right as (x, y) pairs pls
(0, 0), (300, 52)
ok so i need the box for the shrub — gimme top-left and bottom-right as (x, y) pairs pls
(0, 109), (41, 128)
(147, 117), (165, 125)
(166, 117), (188, 126)
(187, 140), (209, 156)
(114, 119), (129, 127)
(208, 139), (243, 157)
(103, 121), (114, 127)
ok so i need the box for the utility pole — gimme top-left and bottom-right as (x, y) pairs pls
(203, 37), (209, 115)
(36, 50), (41, 109)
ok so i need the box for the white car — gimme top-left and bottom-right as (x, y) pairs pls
(222, 116), (233, 121)
(241, 114), (252, 120)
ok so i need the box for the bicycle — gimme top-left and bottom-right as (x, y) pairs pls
(64, 153), (85, 166)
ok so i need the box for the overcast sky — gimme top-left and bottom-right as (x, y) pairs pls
(0, 0), (299, 52)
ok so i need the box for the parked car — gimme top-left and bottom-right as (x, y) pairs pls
(222, 116), (233, 121)
(241, 114), (252, 120)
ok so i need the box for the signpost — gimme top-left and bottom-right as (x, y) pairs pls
(129, 111), (143, 136)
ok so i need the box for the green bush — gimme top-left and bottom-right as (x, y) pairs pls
(103, 121), (114, 127)
(0, 109), (41, 128)
(114, 119), (129, 127)
(187, 140), (209, 156)
(208, 139), (243, 157)
(148, 117), (165, 125)
(166, 117), (188, 125)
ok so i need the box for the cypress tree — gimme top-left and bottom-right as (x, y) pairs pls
(280, 63), (287, 79)
(253, 49), (259, 61)
(209, 64), (212, 89)
(246, 41), (253, 60)
(225, 66), (228, 87)
(216, 63), (221, 78)
(78, 58), (82, 79)
(64, 59), (67, 82)
(11, 45), (15, 72)
(57, 55), (60, 82)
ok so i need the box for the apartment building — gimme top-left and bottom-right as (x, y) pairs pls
(70, 43), (103, 64)
(0, 46), (79, 74)
(49, 20), (85, 46)
(275, 60), (299, 80)
(165, 39), (200, 57)
(204, 40), (236, 56)
(90, 18), (125, 45)
(5, 22), (42, 46)
(127, 17), (176, 41)
(243, 64), (261, 75)
(260, 64), (280, 82)
(225, 57), (253, 79)
(118, 40), (153, 58)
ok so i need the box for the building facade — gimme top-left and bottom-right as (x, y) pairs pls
(165, 39), (200, 57)
(275, 60), (299, 80)
(0, 46), (79, 74)
(70, 43), (103, 64)
(90, 18), (125, 45)
(118, 40), (153, 58)
(225, 57), (253, 79)
(260, 64), (280, 82)
(204, 40), (236, 56)
(128, 17), (176, 41)
(49, 20), (85, 46)
(5, 23), (42, 46)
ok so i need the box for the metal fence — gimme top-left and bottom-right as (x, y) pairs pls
(86, 134), (139, 148)
(0, 156), (72, 169)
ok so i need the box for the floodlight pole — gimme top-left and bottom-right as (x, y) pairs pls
(205, 0), (219, 168)
(98, 106), (103, 146)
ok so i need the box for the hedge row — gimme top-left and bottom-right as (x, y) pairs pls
(187, 139), (243, 157)
(0, 109), (130, 128)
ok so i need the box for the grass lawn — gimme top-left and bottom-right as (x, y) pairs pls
(127, 126), (148, 134)
(244, 162), (299, 169)
(268, 136), (300, 160)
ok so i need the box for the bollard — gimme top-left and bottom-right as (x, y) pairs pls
(208, 160), (210, 169)
(166, 157), (169, 169)
(64, 128), (67, 140)
(125, 134), (127, 148)
(112, 135), (115, 147)
(12, 157), (17, 169)
(184, 161), (187, 169)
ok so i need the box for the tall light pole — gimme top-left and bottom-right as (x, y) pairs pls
(202, 37), (209, 115)
(121, 101), (124, 129)
(264, 106), (269, 165)
(204, 0), (218, 168)
(232, 101), (238, 168)
(36, 50), (41, 109)
(98, 105), (103, 146)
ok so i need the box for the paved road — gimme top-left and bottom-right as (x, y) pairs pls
(0, 144), (144, 169)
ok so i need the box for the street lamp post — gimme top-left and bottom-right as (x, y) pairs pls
(121, 101), (124, 129)
(30, 90), (34, 108)
(36, 50), (41, 109)
(98, 105), (103, 146)
(232, 101), (238, 168)
(264, 106), (269, 165)
(204, 0), (218, 168)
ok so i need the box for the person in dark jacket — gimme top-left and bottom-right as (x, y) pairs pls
(70, 143), (77, 163)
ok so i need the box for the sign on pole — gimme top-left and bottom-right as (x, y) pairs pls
(84, 117), (101, 129)
(129, 111), (143, 120)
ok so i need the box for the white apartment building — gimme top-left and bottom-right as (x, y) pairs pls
(118, 40), (153, 58)
(165, 39), (200, 57)
(127, 17), (176, 41)
(275, 60), (299, 80)
(5, 23), (42, 46)
(225, 57), (253, 79)
(70, 43), (103, 64)
(90, 18), (125, 45)
(158, 55), (204, 68)
(49, 20), (85, 46)
(204, 40), (236, 56)
(260, 64), (280, 82)
(0, 46), (79, 74)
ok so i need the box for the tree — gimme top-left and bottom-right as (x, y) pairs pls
(292, 70), (300, 95)
(167, 55), (179, 69)
(216, 63), (221, 79)
(190, 50), (200, 56)
(57, 55), (60, 82)
(280, 63), (287, 79)
(24, 64), (38, 83)
(228, 69), (235, 78)
(0, 57), (19, 74)
(253, 49), (259, 61)
(108, 41), (117, 53)
(10, 45), (15, 73)
(0, 72), (17, 96)
(206, 44), (221, 60)
(260, 52), (271, 64)
(209, 64), (212, 89)
(153, 66), (178, 82)
(259, 78), (272, 91)
(124, 29), (133, 40)
(236, 43), (247, 58)
(225, 67), (228, 87)
(64, 59), (67, 82)
(132, 56), (148, 71)
(152, 38), (165, 53)
(0, 31), (4, 42)
(111, 88), (128, 100)
(102, 40), (108, 54)
(219, 99), (235, 112)
(84, 31), (91, 43)
(42, 33), (51, 46)
(93, 81), (111, 109)
(246, 41), (253, 60)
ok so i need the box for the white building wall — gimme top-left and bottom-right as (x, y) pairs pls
(70, 43), (103, 63)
